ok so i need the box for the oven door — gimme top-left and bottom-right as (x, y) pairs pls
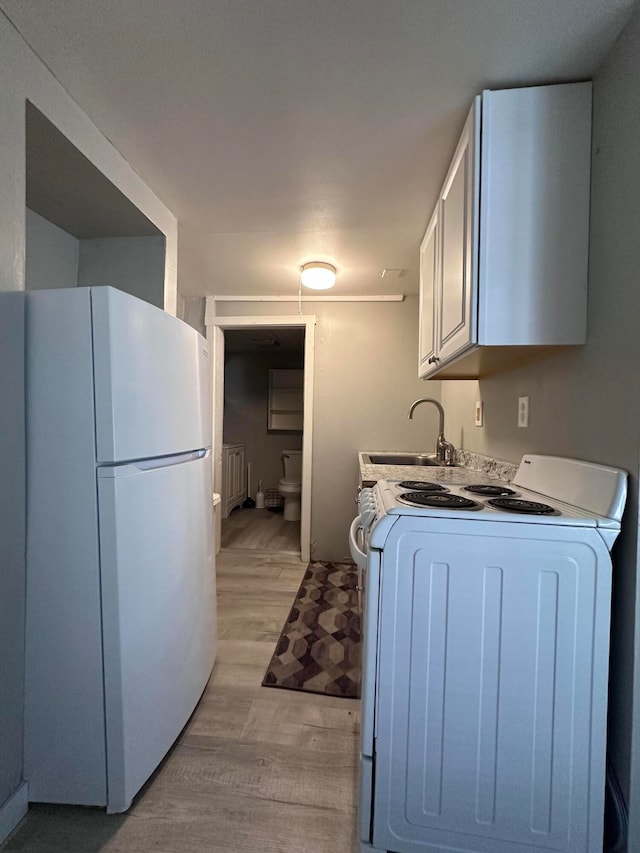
(349, 506), (383, 846)
(358, 542), (382, 846)
(348, 500), (380, 757)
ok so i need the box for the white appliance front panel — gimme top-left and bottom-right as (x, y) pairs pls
(98, 453), (216, 813)
(360, 547), (382, 759)
(25, 289), (107, 806)
(91, 287), (211, 463)
(359, 755), (374, 845)
(372, 517), (611, 853)
(513, 454), (627, 522)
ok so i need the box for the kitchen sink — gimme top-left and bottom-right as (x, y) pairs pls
(363, 453), (448, 467)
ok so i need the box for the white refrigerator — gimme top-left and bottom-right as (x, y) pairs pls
(24, 287), (217, 813)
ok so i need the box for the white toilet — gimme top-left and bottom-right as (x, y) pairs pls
(278, 449), (302, 521)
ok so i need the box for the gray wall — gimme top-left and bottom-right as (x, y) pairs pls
(0, 294), (25, 810)
(224, 352), (304, 495)
(177, 293), (206, 337)
(0, 11), (176, 833)
(78, 236), (166, 309)
(25, 213), (167, 307)
(215, 296), (442, 560)
(441, 7), (640, 844)
(25, 209), (78, 291)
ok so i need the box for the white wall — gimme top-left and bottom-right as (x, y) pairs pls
(0, 11), (177, 836)
(25, 209), (78, 291)
(177, 292), (206, 337)
(25, 212), (167, 309)
(224, 352), (304, 495)
(78, 236), (165, 309)
(213, 296), (442, 559)
(440, 7), (640, 845)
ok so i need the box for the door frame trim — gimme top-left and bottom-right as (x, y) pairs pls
(206, 314), (316, 562)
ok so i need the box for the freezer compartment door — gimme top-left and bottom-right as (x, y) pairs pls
(98, 452), (217, 812)
(91, 287), (211, 463)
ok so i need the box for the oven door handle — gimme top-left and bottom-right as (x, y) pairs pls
(349, 514), (368, 570)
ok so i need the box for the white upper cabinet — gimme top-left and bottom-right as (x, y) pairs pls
(419, 82), (591, 380)
(418, 207), (438, 375)
(436, 100), (479, 367)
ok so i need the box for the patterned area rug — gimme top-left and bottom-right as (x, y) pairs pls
(262, 560), (361, 698)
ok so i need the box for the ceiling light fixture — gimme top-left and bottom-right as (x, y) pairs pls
(300, 261), (336, 290)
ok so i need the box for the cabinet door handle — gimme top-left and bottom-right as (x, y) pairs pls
(428, 355), (440, 364)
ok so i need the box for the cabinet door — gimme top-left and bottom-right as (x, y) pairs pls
(221, 447), (232, 517)
(418, 206), (439, 378)
(437, 100), (479, 364)
(235, 447), (246, 501)
(232, 450), (241, 503)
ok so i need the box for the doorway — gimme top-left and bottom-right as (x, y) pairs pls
(208, 315), (315, 563)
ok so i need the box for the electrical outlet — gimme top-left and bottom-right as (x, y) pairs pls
(518, 396), (529, 428)
(475, 400), (484, 427)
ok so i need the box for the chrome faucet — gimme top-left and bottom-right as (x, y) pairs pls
(407, 398), (455, 465)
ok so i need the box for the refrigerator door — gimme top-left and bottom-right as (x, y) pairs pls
(91, 287), (211, 463)
(25, 288), (107, 806)
(97, 451), (216, 813)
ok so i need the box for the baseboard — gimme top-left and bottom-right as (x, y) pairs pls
(0, 782), (28, 845)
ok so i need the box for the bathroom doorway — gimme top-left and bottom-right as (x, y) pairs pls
(208, 315), (315, 563)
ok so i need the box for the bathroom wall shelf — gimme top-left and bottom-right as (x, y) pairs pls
(268, 369), (303, 431)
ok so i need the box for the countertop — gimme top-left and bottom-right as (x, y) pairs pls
(359, 450), (518, 488)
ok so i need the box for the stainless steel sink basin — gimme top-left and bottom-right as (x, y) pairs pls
(363, 453), (447, 467)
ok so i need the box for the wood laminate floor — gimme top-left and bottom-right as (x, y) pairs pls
(221, 508), (300, 553)
(3, 550), (359, 853)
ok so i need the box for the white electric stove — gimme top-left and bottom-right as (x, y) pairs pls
(350, 455), (627, 853)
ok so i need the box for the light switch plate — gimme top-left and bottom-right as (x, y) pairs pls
(518, 396), (529, 428)
(475, 400), (483, 427)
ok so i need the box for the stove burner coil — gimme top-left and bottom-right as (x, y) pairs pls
(487, 497), (557, 515)
(464, 484), (517, 497)
(397, 481), (448, 492)
(398, 492), (481, 510)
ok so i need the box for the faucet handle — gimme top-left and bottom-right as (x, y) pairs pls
(436, 435), (455, 465)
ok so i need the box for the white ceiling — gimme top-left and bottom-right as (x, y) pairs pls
(1, 0), (636, 297)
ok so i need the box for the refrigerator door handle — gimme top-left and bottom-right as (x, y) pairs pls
(98, 449), (210, 477)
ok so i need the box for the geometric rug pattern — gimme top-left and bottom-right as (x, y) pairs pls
(262, 561), (361, 698)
